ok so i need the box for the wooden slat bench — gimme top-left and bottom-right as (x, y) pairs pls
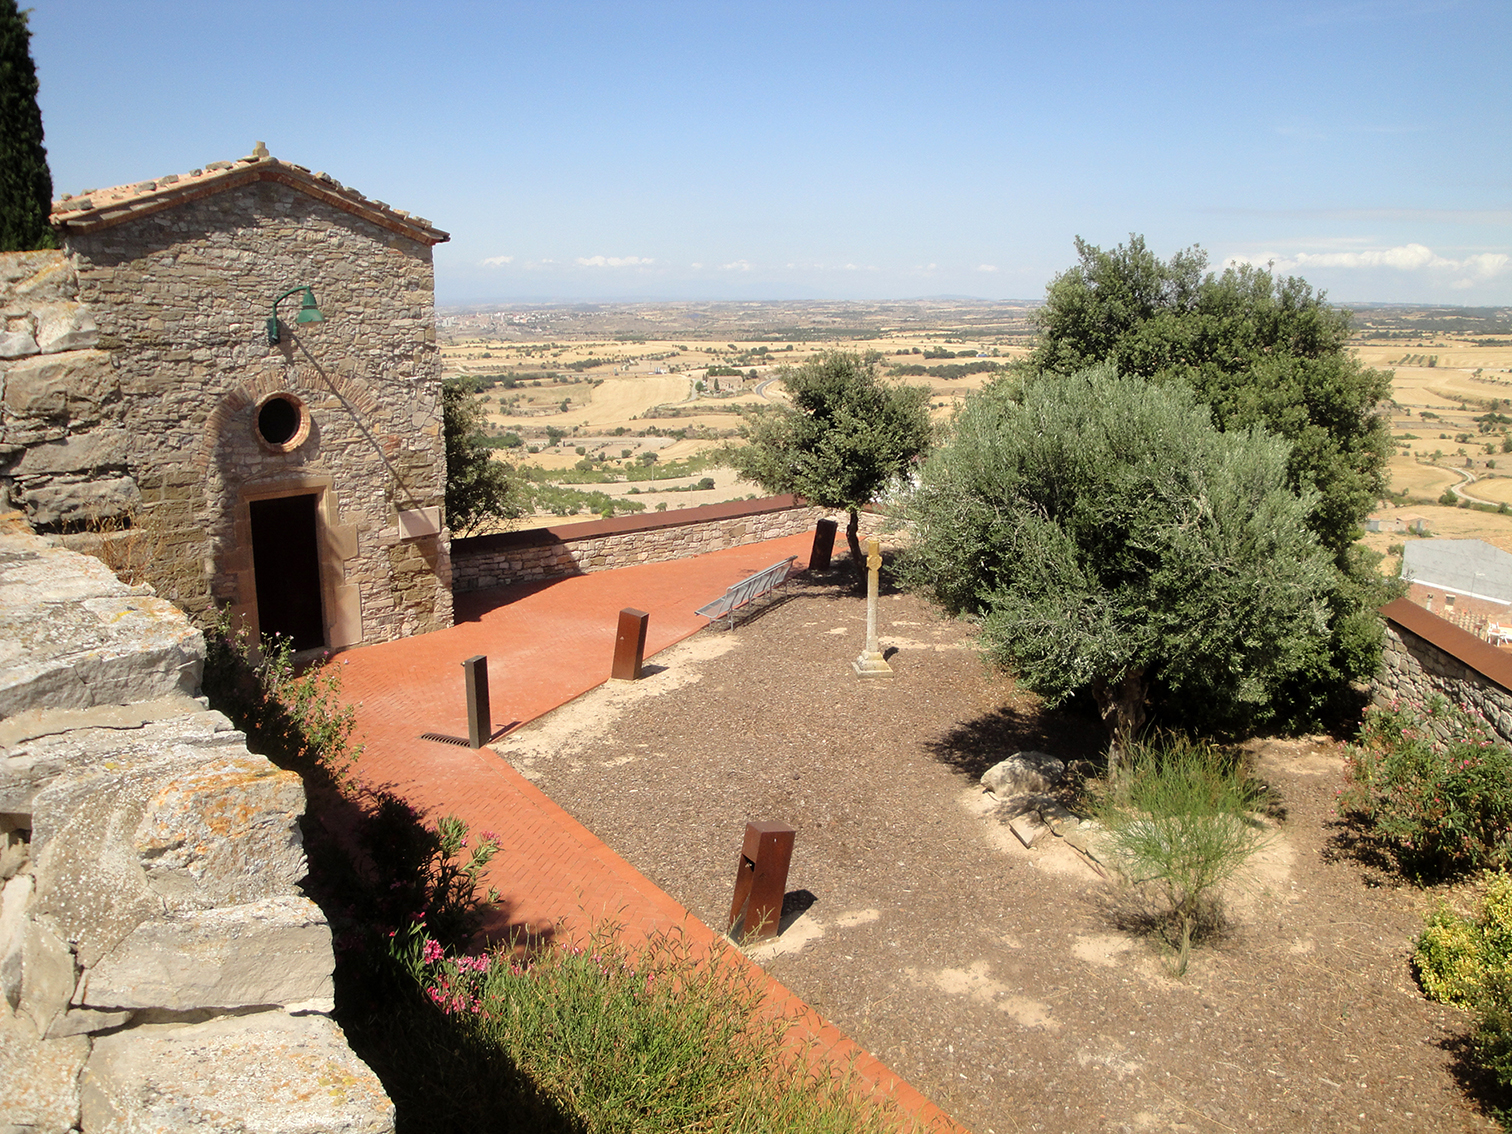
(695, 556), (798, 630)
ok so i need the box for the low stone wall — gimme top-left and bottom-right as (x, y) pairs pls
(0, 523), (392, 1133)
(450, 494), (888, 593)
(1374, 597), (1512, 744)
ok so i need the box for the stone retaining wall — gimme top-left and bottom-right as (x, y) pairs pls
(1374, 597), (1512, 744)
(0, 524), (393, 1133)
(450, 495), (889, 592)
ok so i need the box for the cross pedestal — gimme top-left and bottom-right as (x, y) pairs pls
(853, 536), (893, 678)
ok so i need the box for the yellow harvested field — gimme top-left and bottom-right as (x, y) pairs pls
(571, 374), (691, 428)
(1388, 461), (1458, 497)
(1465, 477), (1512, 505)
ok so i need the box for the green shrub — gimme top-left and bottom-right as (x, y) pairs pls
(1417, 901), (1495, 1007)
(1342, 697), (1512, 880)
(1094, 735), (1269, 975)
(201, 614), (362, 789)
(1415, 873), (1512, 1114)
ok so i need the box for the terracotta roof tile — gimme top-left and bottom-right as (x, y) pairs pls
(51, 146), (448, 246)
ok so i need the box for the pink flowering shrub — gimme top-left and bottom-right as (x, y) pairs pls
(1342, 696), (1512, 880)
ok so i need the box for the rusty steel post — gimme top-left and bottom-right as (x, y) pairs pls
(809, 518), (838, 572)
(462, 655), (490, 749)
(610, 608), (649, 681)
(727, 821), (796, 942)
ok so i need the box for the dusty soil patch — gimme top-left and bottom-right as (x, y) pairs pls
(496, 575), (1497, 1133)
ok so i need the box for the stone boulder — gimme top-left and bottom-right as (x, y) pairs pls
(33, 300), (99, 355)
(0, 1007), (89, 1134)
(81, 1012), (395, 1134)
(80, 896), (333, 1013)
(0, 348), (117, 422)
(27, 734), (307, 968)
(981, 751), (1065, 798)
(0, 531), (202, 718)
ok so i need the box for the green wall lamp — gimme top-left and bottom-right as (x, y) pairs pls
(266, 286), (325, 345)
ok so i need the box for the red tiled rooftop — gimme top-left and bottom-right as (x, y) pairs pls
(51, 145), (447, 244)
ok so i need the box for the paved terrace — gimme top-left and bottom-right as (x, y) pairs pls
(329, 531), (963, 1131)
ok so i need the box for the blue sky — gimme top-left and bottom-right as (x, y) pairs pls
(25, 1), (1512, 306)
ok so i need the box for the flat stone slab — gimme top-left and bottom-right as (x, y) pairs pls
(82, 1012), (395, 1134)
(1061, 821), (1112, 863)
(1, 706), (242, 817)
(1009, 813), (1049, 848)
(82, 896), (333, 1012)
(0, 532), (202, 719)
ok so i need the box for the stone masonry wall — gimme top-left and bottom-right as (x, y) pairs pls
(0, 524), (392, 1133)
(450, 498), (889, 593)
(0, 251), (115, 528)
(1, 170), (452, 649)
(1374, 622), (1512, 745)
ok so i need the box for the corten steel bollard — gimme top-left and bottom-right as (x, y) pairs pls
(809, 518), (838, 572)
(727, 821), (796, 942)
(610, 608), (649, 681)
(462, 655), (491, 748)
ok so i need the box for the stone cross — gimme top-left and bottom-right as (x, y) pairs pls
(852, 536), (893, 678)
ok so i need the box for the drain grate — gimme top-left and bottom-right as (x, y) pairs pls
(420, 732), (471, 747)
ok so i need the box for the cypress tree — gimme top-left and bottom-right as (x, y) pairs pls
(0, 0), (56, 251)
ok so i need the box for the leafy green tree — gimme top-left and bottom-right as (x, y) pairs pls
(1027, 236), (1396, 719)
(1030, 235), (1392, 558)
(0, 1), (56, 251)
(901, 367), (1336, 766)
(723, 350), (931, 569)
(443, 377), (523, 536)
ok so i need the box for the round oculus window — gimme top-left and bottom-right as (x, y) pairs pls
(253, 393), (310, 452)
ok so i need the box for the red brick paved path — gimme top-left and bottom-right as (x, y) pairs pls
(331, 532), (965, 1131)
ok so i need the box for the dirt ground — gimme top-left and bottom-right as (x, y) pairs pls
(495, 570), (1501, 1134)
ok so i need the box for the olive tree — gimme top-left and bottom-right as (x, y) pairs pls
(1027, 235), (1396, 722)
(1031, 235), (1392, 558)
(443, 377), (524, 536)
(723, 350), (931, 569)
(901, 367), (1336, 768)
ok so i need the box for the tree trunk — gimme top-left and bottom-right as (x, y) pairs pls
(1091, 668), (1149, 777)
(845, 508), (865, 583)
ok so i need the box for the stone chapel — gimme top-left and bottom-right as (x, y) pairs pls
(0, 145), (454, 649)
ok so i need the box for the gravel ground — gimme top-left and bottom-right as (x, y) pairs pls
(496, 568), (1500, 1134)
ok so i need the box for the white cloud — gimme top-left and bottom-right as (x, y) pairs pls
(1227, 243), (1511, 288)
(480, 255), (514, 266)
(976, 264), (999, 273)
(720, 260), (752, 272)
(575, 255), (654, 268)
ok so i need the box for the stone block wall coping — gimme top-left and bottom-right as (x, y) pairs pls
(1380, 597), (1512, 694)
(455, 494), (857, 553)
(51, 154), (449, 246)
